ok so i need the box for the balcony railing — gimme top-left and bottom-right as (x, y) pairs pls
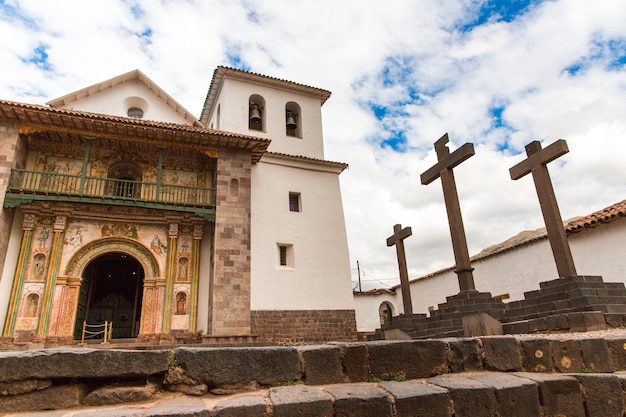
(7, 169), (216, 209)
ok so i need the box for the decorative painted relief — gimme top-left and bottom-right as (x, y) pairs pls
(150, 235), (167, 256)
(101, 223), (139, 239)
(36, 154), (81, 176)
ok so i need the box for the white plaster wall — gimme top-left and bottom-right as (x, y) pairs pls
(353, 292), (399, 332)
(54, 80), (193, 125)
(354, 217), (626, 332)
(250, 159), (354, 310)
(210, 78), (325, 159)
(0, 210), (24, 331)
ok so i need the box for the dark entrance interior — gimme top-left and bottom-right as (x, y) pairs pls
(74, 252), (144, 340)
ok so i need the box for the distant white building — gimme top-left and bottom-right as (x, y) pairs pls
(0, 67), (357, 346)
(354, 200), (626, 332)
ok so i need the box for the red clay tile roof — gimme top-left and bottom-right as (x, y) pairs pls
(565, 199), (626, 232)
(0, 99), (271, 163)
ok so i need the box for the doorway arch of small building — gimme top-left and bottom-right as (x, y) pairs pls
(64, 237), (160, 280)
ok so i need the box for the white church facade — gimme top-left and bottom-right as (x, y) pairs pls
(0, 67), (357, 346)
(355, 199), (626, 332)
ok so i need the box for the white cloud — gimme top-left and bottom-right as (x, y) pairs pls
(1, 0), (625, 291)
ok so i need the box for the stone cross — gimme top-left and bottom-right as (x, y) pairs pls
(509, 139), (577, 278)
(387, 224), (414, 315)
(420, 133), (476, 292)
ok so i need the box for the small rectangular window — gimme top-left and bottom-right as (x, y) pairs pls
(289, 192), (300, 212)
(277, 243), (294, 268)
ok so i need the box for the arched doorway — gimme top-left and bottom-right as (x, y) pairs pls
(74, 252), (144, 340)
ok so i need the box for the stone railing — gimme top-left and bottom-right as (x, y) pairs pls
(2, 333), (626, 415)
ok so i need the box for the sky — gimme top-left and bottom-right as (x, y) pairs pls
(1, 0), (626, 291)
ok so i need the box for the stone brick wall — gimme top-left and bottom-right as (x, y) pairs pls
(210, 148), (252, 335)
(251, 309), (359, 344)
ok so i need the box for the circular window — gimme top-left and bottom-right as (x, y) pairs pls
(127, 107), (144, 118)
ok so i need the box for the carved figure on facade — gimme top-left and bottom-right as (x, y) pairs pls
(25, 293), (39, 318)
(175, 292), (187, 315)
(31, 253), (46, 281)
(177, 257), (189, 281)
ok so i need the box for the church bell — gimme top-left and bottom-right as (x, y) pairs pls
(250, 105), (262, 122)
(286, 112), (297, 129)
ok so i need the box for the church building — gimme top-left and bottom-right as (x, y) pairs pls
(0, 67), (357, 346)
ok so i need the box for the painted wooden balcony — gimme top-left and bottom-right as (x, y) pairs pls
(5, 169), (217, 220)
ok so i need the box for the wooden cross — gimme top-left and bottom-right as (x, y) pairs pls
(387, 224), (414, 315)
(420, 133), (476, 292)
(509, 139), (577, 278)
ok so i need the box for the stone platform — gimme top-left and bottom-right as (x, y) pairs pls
(374, 275), (626, 340)
(3, 330), (626, 415)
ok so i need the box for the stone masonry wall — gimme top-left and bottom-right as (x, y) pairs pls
(3, 333), (626, 414)
(209, 147), (252, 335)
(251, 309), (359, 344)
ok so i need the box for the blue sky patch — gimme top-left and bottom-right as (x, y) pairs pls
(0, 0), (38, 30)
(563, 36), (626, 75)
(21, 45), (51, 71)
(460, 0), (543, 32)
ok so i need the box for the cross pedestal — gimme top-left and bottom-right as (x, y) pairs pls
(421, 133), (476, 292)
(510, 139), (577, 278)
(387, 224), (413, 315)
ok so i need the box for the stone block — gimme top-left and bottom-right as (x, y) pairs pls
(175, 347), (301, 387)
(605, 336), (626, 370)
(551, 339), (584, 373)
(270, 385), (333, 417)
(299, 345), (342, 385)
(579, 338), (615, 372)
(383, 329), (412, 340)
(367, 340), (448, 380)
(144, 397), (210, 417)
(481, 337), (522, 371)
(545, 313), (569, 330)
(0, 348), (170, 382)
(83, 383), (157, 406)
(466, 373), (540, 417)
(574, 374), (624, 417)
(331, 342), (369, 382)
(605, 313), (626, 328)
(514, 372), (585, 417)
(212, 394), (268, 417)
(527, 317), (547, 332)
(428, 374), (498, 417)
(325, 383), (393, 417)
(379, 380), (451, 417)
(462, 313), (503, 337)
(568, 311), (607, 332)
(0, 383), (88, 413)
(520, 338), (554, 372)
(502, 321), (529, 335)
(446, 338), (483, 372)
